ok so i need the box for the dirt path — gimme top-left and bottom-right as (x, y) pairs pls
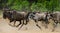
(0, 16), (60, 33)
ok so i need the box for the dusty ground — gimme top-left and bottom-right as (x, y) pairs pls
(0, 15), (60, 33)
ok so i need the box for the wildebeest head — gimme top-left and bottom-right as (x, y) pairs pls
(3, 11), (12, 19)
(28, 12), (36, 19)
(28, 12), (52, 21)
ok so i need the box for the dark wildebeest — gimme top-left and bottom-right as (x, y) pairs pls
(28, 12), (50, 29)
(11, 11), (31, 27)
(49, 11), (60, 31)
(3, 10), (32, 30)
(3, 9), (30, 27)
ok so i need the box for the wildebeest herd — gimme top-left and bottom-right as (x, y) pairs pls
(2, 8), (60, 32)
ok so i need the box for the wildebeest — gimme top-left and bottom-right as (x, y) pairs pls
(49, 11), (60, 24)
(3, 9), (32, 29)
(11, 11), (31, 27)
(28, 12), (50, 28)
(49, 11), (60, 31)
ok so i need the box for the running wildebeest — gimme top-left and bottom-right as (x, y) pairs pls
(28, 12), (50, 28)
(3, 8), (51, 30)
(11, 11), (30, 27)
(49, 11), (60, 24)
(49, 11), (60, 31)
(3, 9), (31, 29)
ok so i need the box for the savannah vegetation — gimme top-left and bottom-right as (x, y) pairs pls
(0, 0), (60, 12)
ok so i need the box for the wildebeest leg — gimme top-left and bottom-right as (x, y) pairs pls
(41, 21), (48, 29)
(25, 19), (29, 25)
(9, 20), (14, 26)
(13, 20), (16, 27)
(36, 23), (41, 29)
(44, 24), (48, 29)
(52, 21), (58, 32)
(16, 20), (21, 27)
(18, 23), (24, 30)
(54, 20), (58, 28)
(18, 20), (25, 30)
(23, 19), (25, 24)
(52, 23), (58, 32)
(34, 20), (41, 30)
(44, 20), (49, 28)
